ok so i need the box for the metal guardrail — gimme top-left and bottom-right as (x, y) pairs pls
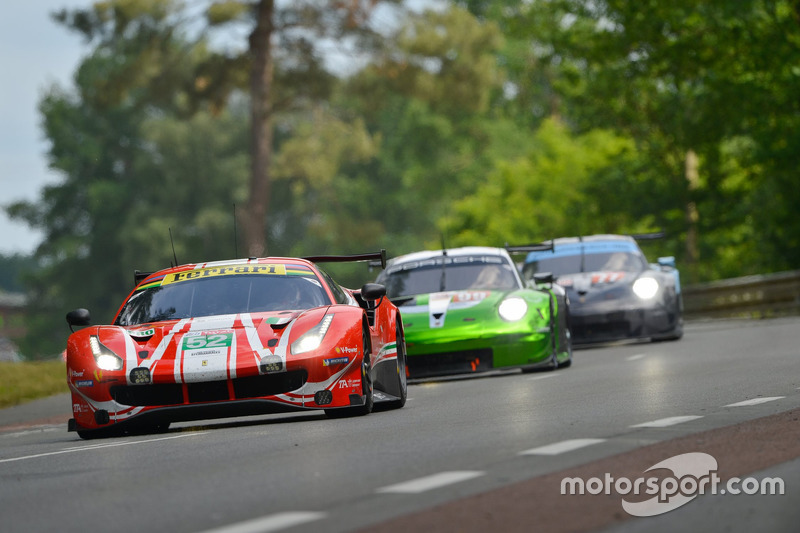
(683, 269), (800, 319)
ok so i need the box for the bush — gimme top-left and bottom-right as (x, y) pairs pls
(0, 361), (68, 409)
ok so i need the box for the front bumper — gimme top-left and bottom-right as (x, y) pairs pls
(404, 327), (553, 378)
(570, 303), (679, 344)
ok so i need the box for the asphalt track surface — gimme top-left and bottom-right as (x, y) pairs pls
(1, 317), (798, 533)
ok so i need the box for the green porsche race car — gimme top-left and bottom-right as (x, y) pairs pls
(375, 246), (572, 379)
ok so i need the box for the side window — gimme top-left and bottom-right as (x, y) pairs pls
(317, 268), (355, 305)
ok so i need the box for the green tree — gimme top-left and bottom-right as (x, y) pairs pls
(440, 118), (642, 246)
(0, 254), (37, 293)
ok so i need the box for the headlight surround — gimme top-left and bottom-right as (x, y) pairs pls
(632, 276), (659, 300)
(89, 335), (123, 370)
(291, 314), (334, 355)
(498, 297), (528, 322)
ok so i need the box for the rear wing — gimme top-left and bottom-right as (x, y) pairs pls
(504, 242), (555, 254)
(134, 270), (154, 286)
(628, 231), (665, 241)
(303, 249), (387, 269)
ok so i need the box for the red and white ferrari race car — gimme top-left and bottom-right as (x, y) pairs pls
(65, 251), (407, 439)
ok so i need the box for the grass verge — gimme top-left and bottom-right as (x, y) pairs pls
(0, 361), (69, 409)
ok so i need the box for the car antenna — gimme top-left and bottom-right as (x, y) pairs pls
(169, 227), (179, 267)
(233, 203), (239, 258)
(439, 233), (447, 292)
(579, 235), (585, 273)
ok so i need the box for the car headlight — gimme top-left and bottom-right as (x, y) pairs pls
(498, 297), (528, 322)
(89, 335), (123, 370)
(632, 277), (659, 299)
(291, 314), (334, 355)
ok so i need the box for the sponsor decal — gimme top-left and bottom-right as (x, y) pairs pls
(591, 271), (625, 284)
(163, 264), (287, 285)
(128, 328), (156, 339)
(188, 349), (226, 357)
(429, 293), (451, 328)
(334, 346), (357, 354)
(386, 254), (504, 275)
(373, 391), (390, 401)
(69, 368), (84, 378)
(337, 378), (360, 389)
(129, 328), (155, 339)
(561, 452), (785, 517)
(75, 380), (94, 388)
(324, 357), (350, 366)
(558, 272), (625, 287)
(451, 291), (490, 303)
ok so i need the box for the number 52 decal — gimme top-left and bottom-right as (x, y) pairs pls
(183, 332), (233, 350)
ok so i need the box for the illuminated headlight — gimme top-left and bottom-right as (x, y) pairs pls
(632, 277), (659, 299)
(291, 314), (334, 355)
(89, 336), (123, 370)
(498, 297), (528, 322)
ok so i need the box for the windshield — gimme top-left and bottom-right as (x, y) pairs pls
(378, 255), (519, 299)
(116, 274), (330, 326)
(523, 251), (647, 279)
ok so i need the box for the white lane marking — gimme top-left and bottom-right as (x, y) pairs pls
(197, 512), (326, 533)
(626, 354), (646, 361)
(519, 438), (606, 456)
(724, 397), (785, 407)
(0, 432), (207, 464)
(630, 416), (703, 428)
(376, 471), (485, 494)
(527, 373), (560, 382)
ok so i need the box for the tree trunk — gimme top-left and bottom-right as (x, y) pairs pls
(244, 0), (274, 257)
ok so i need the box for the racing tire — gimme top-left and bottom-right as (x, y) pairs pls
(325, 328), (374, 418)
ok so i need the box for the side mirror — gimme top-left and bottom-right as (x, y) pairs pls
(360, 283), (386, 302)
(66, 308), (91, 332)
(359, 284), (386, 325)
(657, 256), (676, 269)
(533, 272), (554, 285)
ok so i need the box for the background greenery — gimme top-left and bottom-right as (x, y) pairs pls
(2, 0), (799, 359)
(0, 361), (68, 408)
